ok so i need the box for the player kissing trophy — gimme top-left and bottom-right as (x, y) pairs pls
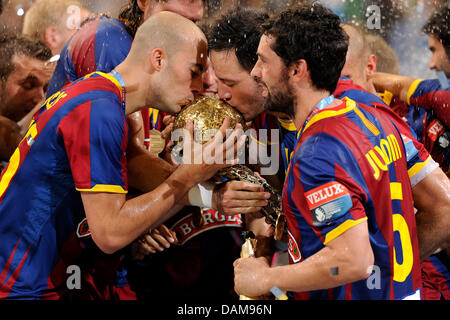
(171, 96), (286, 242)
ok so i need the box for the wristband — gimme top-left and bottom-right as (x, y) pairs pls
(188, 181), (215, 209)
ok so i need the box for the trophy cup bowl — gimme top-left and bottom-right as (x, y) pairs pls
(172, 97), (286, 241)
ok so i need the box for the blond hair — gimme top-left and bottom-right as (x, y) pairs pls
(365, 34), (399, 75)
(22, 0), (84, 42)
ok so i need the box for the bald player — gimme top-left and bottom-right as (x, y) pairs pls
(337, 24), (450, 262)
(0, 12), (245, 300)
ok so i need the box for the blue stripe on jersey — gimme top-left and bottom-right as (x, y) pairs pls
(94, 17), (132, 75)
(405, 106), (427, 143)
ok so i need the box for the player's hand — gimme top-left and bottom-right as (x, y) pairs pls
(161, 116), (178, 166)
(177, 118), (247, 183)
(162, 114), (176, 127)
(131, 224), (178, 260)
(161, 115), (175, 140)
(234, 256), (272, 297)
(212, 181), (271, 216)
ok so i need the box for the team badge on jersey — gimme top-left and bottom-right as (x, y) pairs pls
(304, 181), (352, 226)
(287, 230), (301, 263)
(76, 218), (91, 238)
(427, 119), (445, 143)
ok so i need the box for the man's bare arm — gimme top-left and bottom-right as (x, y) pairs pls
(81, 118), (246, 254)
(372, 72), (416, 103)
(234, 221), (374, 297)
(81, 166), (194, 254)
(412, 167), (450, 260)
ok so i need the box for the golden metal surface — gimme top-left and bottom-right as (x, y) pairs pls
(174, 96), (247, 143)
(173, 97), (286, 241)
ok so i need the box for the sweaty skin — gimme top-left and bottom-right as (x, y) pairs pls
(80, 12), (246, 254)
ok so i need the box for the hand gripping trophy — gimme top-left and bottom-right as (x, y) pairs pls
(172, 97), (287, 300)
(172, 96), (286, 240)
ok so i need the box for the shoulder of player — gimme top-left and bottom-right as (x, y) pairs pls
(95, 17), (132, 41)
(63, 78), (124, 111)
(303, 98), (356, 132)
(413, 78), (448, 95)
(293, 126), (351, 166)
(70, 16), (131, 49)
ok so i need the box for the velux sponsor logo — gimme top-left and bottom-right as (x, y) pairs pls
(305, 182), (347, 208)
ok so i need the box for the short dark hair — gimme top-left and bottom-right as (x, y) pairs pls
(119, 0), (206, 37)
(262, 2), (348, 93)
(208, 8), (269, 72)
(423, 4), (450, 58)
(0, 32), (52, 83)
(0, 0), (3, 15)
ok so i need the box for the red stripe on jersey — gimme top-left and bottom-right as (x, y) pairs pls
(69, 18), (99, 78)
(0, 243), (32, 298)
(141, 109), (150, 149)
(328, 288), (333, 300)
(57, 101), (92, 189)
(0, 238), (21, 286)
(334, 163), (367, 221)
(345, 282), (352, 299)
(70, 75), (122, 103)
(44, 232), (84, 300)
(410, 90), (450, 128)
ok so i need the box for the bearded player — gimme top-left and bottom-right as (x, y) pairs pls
(234, 3), (422, 300)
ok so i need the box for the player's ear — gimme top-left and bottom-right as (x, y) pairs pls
(365, 54), (377, 80)
(136, 0), (150, 12)
(44, 26), (60, 54)
(149, 48), (167, 72)
(290, 59), (308, 83)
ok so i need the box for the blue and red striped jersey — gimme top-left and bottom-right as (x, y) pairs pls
(406, 79), (450, 174)
(334, 77), (437, 187)
(279, 78), (437, 184)
(0, 72), (128, 299)
(283, 97), (422, 300)
(421, 250), (450, 300)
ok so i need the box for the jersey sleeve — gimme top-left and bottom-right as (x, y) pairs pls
(57, 98), (128, 193)
(408, 79), (450, 128)
(46, 17), (132, 99)
(291, 133), (368, 245)
(84, 18), (132, 75)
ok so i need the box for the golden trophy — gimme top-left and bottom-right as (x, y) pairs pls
(239, 231), (258, 300)
(172, 96), (286, 241)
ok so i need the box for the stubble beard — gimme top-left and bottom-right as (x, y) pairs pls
(263, 85), (295, 118)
